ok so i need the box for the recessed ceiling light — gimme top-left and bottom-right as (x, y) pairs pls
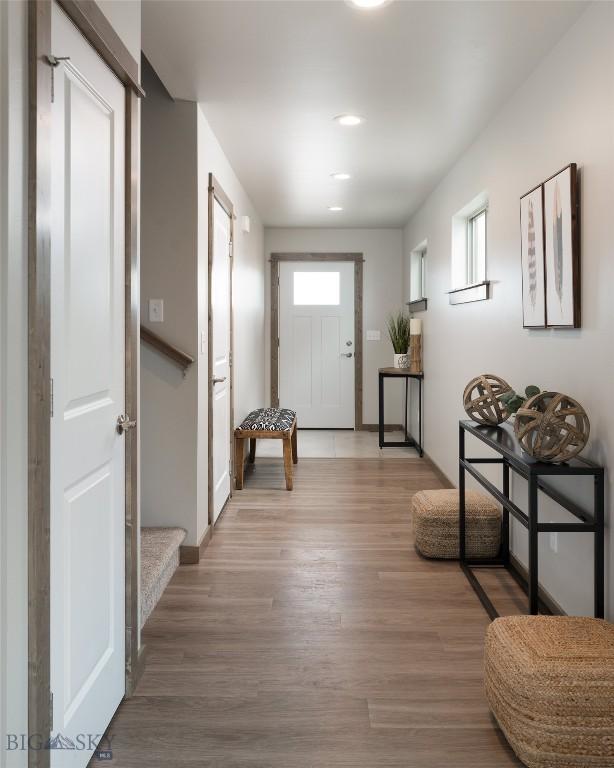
(348, 0), (390, 8)
(331, 172), (352, 181)
(334, 114), (363, 127)
(328, 206), (344, 212)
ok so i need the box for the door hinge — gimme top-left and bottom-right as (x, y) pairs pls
(277, 337), (280, 348)
(229, 350), (233, 366)
(50, 378), (54, 418)
(46, 55), (70, 103)
(49, 691), (54, 731)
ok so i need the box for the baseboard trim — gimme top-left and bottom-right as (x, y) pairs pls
(126, 643), (148, 697)
(360, 423), (404, 433)
(422, 451), (455, 488)
(179, 526), (212, 565)
(179, 545), (199, 565)
(508, 553), (566, 616)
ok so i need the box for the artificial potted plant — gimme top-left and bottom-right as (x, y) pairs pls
(500, 384), (541, 419)
(387, 311), (410, 368)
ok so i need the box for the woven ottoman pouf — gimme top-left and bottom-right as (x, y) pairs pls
(411, 489), (501, 559)
(485, 616), (614, 768)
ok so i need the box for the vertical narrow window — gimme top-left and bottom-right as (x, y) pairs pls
(450, 192), (489, 302)
(467, 208), (487, 284)
(408, 243), (427, 302)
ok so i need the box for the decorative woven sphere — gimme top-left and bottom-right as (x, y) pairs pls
(514, 391), (590, 463)
(463, 374), (513, 425)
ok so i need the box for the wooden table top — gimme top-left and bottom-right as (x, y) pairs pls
(378, 367), (423, 377)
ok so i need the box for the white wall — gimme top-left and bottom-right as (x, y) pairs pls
(141, 63), (266, 546)
(264, 228), (405, 426)
(197, 108), (265, 539)
(0, 2), (28, 764)
(403, 2), (614, 617)
(140, 61), (200, 543)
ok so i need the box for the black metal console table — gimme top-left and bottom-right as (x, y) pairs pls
(459, 420), (604, 620)
(378, 368), (423, 456)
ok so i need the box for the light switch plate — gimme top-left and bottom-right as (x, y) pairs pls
(367, 330), (381, 341)
(149, 298), (164, 323)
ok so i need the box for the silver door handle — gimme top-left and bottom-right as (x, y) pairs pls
(212, 376), (227, 384)
(341, 352), (353, 358)
(117, 414), (137, 434)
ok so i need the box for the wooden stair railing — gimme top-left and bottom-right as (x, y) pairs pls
(140, 325), (195, 375)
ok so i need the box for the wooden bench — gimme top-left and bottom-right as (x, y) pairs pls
(234, 408), (298, 490)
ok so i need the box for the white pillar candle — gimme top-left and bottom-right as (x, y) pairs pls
(410, 318), (422, 335)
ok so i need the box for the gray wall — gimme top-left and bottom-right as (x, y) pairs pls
(403, 2), (614, 617)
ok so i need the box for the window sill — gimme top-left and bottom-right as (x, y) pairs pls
(406, 298), (427, 313)
(447, 281), (490, 305)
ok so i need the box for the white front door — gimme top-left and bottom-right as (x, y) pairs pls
(211, 199), (232, 522)
(279, 261), (355, 428)
(50, 6), (125, 764)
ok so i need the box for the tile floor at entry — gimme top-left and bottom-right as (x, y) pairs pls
(256, 428), (419, 459)
(98, 457), (525, 767)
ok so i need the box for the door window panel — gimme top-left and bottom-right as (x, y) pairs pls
(293, 271), (340, 305)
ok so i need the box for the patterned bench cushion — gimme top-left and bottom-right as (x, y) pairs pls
(237, 408), (296, 433)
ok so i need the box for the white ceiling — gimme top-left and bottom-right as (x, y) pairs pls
(142, 0), (586, 228)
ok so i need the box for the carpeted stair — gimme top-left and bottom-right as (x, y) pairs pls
(140, 527), (186, 628)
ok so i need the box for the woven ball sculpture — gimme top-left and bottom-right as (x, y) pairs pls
(514, 391), (590, 463)
(463, 374), (513, 426)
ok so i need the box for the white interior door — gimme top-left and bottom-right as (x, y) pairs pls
(50, 6), (125, 764)
(279, 261), (355, 428)
(211, 199), (232, 522)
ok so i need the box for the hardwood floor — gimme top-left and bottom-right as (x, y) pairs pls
(99, 458), (522, 767)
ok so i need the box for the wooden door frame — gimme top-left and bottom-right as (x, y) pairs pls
(207, 174), (235, 526)
(28, 2), (143, 763)
(270, 253), (364, 430)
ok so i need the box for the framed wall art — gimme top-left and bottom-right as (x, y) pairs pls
(543, 163), (580, 328)
(520, 184), (546, 328)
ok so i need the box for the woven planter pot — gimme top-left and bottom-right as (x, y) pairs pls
(411, 489), (501, 559)
(485, 615), (614, 768)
